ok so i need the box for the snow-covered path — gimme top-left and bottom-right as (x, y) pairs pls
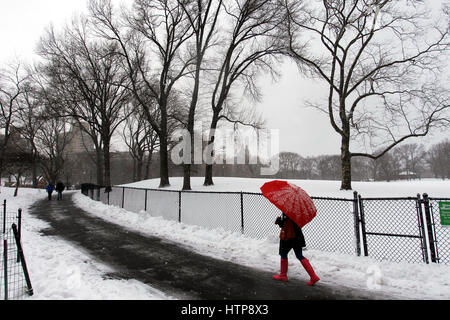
(28, 192), (397, 300)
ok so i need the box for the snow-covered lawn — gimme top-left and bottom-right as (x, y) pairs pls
(2, 177), (450, 300)
(121, 176), (450, 198)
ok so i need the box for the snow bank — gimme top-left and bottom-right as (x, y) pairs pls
(1, 187), (171, 300)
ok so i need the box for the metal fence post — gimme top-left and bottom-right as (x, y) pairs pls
(422, 193), (438, 263)
(17, 208), (22, 263)
(358, 195), (369, 257)
(18, 209), (22, 241)
(2, 200), (6, 300)
(122, 187), (125, 209)
(416, 194), (429, 264)
(178, 191), (182, 223)
(144, 189), (148, 211)
(240, 192), (244, 234)
(3, 199), (6, 234)
(3, 238), (7, 300)
(353, 191), (361, 257)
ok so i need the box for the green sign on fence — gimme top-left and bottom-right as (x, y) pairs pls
(439, 201), (450, 226)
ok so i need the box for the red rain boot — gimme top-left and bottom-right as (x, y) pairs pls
(273, 258), (289, 282)
(301, 258), (320, 286)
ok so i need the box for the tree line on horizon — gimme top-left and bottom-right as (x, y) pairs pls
(277, 140), (450, 182)
(1, 0), (449, 191)
(1, 132), (449, 190)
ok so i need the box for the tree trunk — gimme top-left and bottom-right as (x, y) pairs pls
(103, 138), (111, 190)
(340, 135), (352, 190)
(145, 151), (153, 180)
(183, 163), (191, 190)
(159, 136), (170, 187)
(31, 148), (39, 188)
(158, 97), (170, 188)
(182, 112), (194, 190)
(132, 158), (137, 182)
(183, 52), (203, 191)
(32, 160), (38, 188)
(182, 125), (194, 190)
(14, 175), (20, 197)
(136, 155), (143, 182)
(96, 147), (104, 186)
(203, 111), (220, 186)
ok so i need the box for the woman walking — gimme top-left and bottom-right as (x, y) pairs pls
(273, 213), (320, 286)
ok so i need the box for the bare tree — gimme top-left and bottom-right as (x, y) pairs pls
(3, 145), (34, 196)
(14, 72), (46, 188)
(203, 0), (285, 186)
(35, 110), (72, 185)
(298, 156), (316, 179)
(427, 139), (450, 179)
(316, 154), (341, 180)
(89, 0), (196, 188)
(396, 143), (426, 179)
(38, 17), (131, 189)
(0, 62), (28, 187)
(375, 150), (400, 182)
(279, 151), (303, 178)
(283, 0), (450, 189)
(121, 99), (159, 181)
(176, 0), (222, 190)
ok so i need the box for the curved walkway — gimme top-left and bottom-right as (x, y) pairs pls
(29, 192), (395, 300)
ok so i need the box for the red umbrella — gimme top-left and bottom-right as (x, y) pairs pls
(260, 180), (317, 228)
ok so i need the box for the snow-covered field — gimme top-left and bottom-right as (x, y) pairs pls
(2, 177), (450, 300)
(121, 176), (450, 198)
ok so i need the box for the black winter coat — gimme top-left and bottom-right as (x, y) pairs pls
(55, 182), (65, 192)
(276, 213), (306, 249)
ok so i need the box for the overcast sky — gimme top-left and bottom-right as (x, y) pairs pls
(0, 0), (445, 158)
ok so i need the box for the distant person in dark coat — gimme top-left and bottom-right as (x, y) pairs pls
(273, 213), (320, 286)
(55, 181), (65, 200)
(46, 182), (55, 200)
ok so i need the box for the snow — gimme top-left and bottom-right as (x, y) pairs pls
(121, 176), (450, 198)
(2, 177), (450, 300)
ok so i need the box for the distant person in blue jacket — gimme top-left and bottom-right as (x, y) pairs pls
(46, 182), (55, 200)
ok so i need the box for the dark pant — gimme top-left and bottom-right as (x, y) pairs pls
(57, 192), (62, 200)
(279, 240), (305, 260)
(48, 192), (52, 200)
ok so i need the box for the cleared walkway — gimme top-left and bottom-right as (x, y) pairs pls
(29, 192), (395, 300)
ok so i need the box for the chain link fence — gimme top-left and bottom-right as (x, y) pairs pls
(82, 185), (449, 265)
(1, 201), (33, 300)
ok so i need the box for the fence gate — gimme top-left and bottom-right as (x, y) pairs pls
(358, 196), (428, 264)
(424, 195), (450, 265)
